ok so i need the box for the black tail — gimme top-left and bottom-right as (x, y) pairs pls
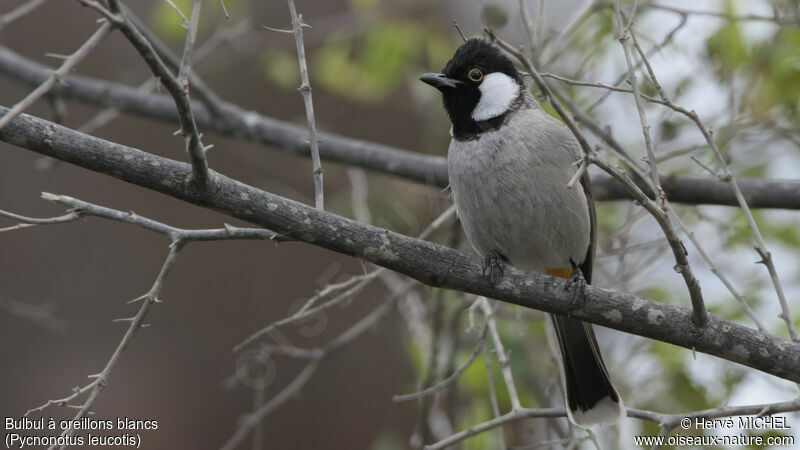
(551, 314), (623, 427)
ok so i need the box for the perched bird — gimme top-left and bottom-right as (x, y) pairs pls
(420, 38), (624, 427)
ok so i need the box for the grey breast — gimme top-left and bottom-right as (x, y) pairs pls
(447, 107), (591, 272)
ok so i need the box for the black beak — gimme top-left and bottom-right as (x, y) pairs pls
(419, 73), (462, 90)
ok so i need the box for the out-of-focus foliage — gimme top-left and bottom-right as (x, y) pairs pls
(750, 27), (800, 119)
(151, 0), (247, 39)
(142, 1), (800, 448)
(318, 22), (450, 102)
(706, 2), (800, 120)
(258, 0), (453, 103)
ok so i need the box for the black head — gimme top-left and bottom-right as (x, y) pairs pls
(420, 38), (525, 140)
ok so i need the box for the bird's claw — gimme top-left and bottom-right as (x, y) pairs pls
(565, 263), (587, 308)
(482, 251), (507, 286)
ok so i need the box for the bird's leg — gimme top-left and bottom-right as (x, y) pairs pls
(482, 251), (507, 286)
(565, 259), (587, 310)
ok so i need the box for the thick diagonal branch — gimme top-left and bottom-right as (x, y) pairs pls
(1, 108), (799, 383)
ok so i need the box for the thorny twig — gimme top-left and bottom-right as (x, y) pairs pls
(427, 397), (800, 450)
(281, 0), (324, 210)
(233, 205), (457, 351)
(480, 298), (522, 411)
(81, 0), (211, 184)
(622, 22), (799, 340)
(220, 283), (415, 450)
(394, 317), (488, 403)
(486, 28), (708, 328)
(4, 192), (289, 448)
(0, 21), (112, 130)
(0, 0), (51, 30)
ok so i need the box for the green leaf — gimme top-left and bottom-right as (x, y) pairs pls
(705, 2), (749, 75)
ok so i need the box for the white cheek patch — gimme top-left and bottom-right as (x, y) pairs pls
(470, 72), (519, 121)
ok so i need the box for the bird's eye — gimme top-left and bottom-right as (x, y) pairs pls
(467, 68), (483, 82)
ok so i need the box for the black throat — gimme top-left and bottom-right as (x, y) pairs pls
(450, 113), (510, 141)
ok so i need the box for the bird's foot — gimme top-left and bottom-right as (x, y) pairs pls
(482, 251), (507, 286)
(565, 261), (587, 309)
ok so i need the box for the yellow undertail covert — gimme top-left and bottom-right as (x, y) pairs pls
(545, 267), (573, 280)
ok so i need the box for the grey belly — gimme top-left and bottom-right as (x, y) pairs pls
(448, 149), (590, 272)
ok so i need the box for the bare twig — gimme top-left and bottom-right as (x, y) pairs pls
(425, 407), (565, 449)
(176, 0), (211, 179)
(612, 0), (659, 191)
(452, 20), (467, 42)
(487, 29), (708, 328)
(32, 240), (184, 450)
(284, 0), (324, 210)
(393, 324), (488, 402)
(234, 205), (457, 351)
(619, 22), (799, 341)
(163, 0), (188, 26)
(11, 191), (292, 441)
(0, 0), (51, 30)
(38, 193), (285, 242)
(426, 397), (800, 450)
(2, 47), (799, 209)
(0, 209), (79, 232)
(480, 298), (522, 411)
(482, 340), (506, 449)
(647, 2), (792, 25)
(71, 19), (249, 137)
(518, 0), (538, 63)
(0, 294), (67, 333)
(671, 213), (767, 332)
(221, 286), (410, 450)
(585, 13), (688, 113)
(3, 110), (800, 382)
(121, 5), (227, 118)
(82, 0), (211, 184)
(0, 21), (112, 130)
(177, 0), (202, 88)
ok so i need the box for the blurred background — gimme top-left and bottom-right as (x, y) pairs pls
(1, 0), (799, 448)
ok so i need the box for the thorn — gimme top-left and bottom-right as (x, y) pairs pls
(262, 25), (294, 33)
(173, 129), (182, 136)
(203, 144), (214, 152)
(112, 317), (135, 323)
(44, 53), (70, 60)
(140, 323), (151, 328)
(452, 20), (467, 42)
(128, 294), (149, 304)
